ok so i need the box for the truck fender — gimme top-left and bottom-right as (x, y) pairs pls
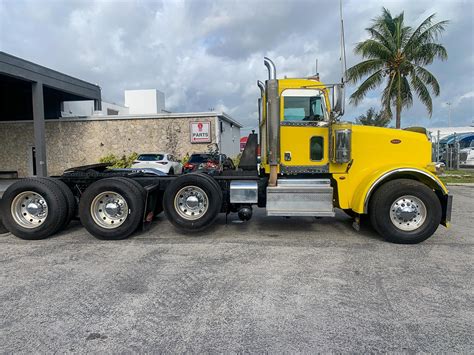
(350, 166), (449, 214)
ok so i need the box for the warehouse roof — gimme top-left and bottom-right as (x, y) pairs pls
(0, 51), (101, 101)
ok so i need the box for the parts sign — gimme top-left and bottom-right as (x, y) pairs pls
(190, 121), (211, 143)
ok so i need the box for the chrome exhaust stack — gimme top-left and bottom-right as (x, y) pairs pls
(257, 80), (265, 155)
(257, 80), (265, 125)
(264, 57), (276, 80)
(263, 57), (279, 186)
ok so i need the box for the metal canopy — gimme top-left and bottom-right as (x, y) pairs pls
(0, 51), (102, 176)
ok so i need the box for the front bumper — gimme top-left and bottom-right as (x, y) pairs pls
(441, 194), (453, 228)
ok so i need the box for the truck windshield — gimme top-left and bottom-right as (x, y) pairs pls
(284, 96), (325, 121)
(137, 154), (164, 161)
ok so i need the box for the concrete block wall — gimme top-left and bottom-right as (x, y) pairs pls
(0, 116), (217, 177)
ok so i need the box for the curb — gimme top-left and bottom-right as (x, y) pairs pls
(446, 183), (474, 186)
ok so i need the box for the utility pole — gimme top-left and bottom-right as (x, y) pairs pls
(446, 102), (452, 127)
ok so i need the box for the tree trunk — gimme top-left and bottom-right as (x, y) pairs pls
(396, 71), (402, 128)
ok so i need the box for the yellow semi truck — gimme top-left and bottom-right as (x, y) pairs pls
(0, 57), (452, 244)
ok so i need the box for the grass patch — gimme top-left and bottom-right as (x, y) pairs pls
(439, 169), (474, 184)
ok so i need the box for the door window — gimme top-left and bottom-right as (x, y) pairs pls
(284, 96), (325, 121)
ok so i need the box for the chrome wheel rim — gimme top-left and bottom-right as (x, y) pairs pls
(389, 195), (427, 231)
(174, 185), (209, 220)
(11, 191), (48, 229)
(90, 191), (129, 229)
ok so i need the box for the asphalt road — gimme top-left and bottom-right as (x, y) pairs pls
(0, 186), (472, 353)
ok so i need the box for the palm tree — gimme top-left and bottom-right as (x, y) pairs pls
(346, 8), (448, 128)
(356, 107), (391, 127)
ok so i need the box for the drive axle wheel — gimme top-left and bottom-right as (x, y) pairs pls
(174, 185), (209, 220)
(79, 178), (145, 240)
(0, 178), (68, 240)
(164, 174), (222, 232)
(369, 179), (442, 244)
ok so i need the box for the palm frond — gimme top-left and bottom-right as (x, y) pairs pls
(409, 43), (448, 65)
(410, 73), (433, 116)
(404, 13), (437, 49)
(346, 59), (384, 83)
(349, 70), (383, 105)
(354, 39), (393, 60)
(404, 20), (449, 54)
(366, 27), (396, 52)
(415, 66), (440, 95)
(401, 76), (413, 108)
(382, 72), (396, 115)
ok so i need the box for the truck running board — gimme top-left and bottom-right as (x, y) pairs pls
(266, 179), (335, 217)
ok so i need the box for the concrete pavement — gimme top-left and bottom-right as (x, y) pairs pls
(0, 186), (472, 352)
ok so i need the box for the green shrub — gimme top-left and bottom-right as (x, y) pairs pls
(181, 153), (190, 165)
(232, 153), (242, 167)
(99, 152), (138, 168)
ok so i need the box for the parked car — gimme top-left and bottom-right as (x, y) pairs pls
(132, 153), (183, 175)
(183, 153), (235, 174)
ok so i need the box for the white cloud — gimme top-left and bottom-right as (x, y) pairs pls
(0, 0), (472, 130)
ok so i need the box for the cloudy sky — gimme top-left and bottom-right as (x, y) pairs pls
(1, 0), (473, 132)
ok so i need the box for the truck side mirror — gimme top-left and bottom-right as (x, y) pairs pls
(332, 84), (345, 117)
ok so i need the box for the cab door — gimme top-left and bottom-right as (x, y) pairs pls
(279, 89), (329, 174)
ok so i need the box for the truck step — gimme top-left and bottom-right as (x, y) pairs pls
(266, 179), (335, 217)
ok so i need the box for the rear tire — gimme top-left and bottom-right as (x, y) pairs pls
(79, 177), (145, 240)
(369, 179), (442, 244)
(189, 172), (223, 204)
(40, 178), (76, 231)
(163, 174), (222, 232)
(169, 168), (174, 175)
(1, 178), (68, 240)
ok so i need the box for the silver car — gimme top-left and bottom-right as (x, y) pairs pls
(132, 153), (183, 175)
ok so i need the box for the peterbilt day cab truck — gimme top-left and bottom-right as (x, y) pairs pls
(0, 58), (452, 244)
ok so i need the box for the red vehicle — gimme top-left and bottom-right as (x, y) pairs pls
(183, 153), (235, 175)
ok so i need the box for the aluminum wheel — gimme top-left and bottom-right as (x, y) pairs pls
(389, 195), (427, 231)
(90, 191), (129, 229)
(174, 185), (209, 220)
(11, 191), (48, 229)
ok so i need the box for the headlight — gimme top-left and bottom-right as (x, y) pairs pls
(334, 129), (351, 164)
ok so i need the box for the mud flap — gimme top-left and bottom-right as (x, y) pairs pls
(441, 194), (453, 228)
(141, 184), (160, 231)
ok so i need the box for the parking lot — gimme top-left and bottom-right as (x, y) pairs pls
(0, 186), (472, 352)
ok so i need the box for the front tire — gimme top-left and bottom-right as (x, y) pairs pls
(163, 174), (222, 232)
(369, 179), (442, 244)
(79, 177), (145, 240)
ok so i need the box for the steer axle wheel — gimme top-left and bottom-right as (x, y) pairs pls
(0, 178), (68, 240)
(79, 177), (145, 240)
(369, 179), (442, 244)
(163, 174), (222, 232)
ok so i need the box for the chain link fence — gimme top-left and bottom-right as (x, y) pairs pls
(432, 131), (472, 170)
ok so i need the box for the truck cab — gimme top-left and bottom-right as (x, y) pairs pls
(255, 57), (452, 243)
